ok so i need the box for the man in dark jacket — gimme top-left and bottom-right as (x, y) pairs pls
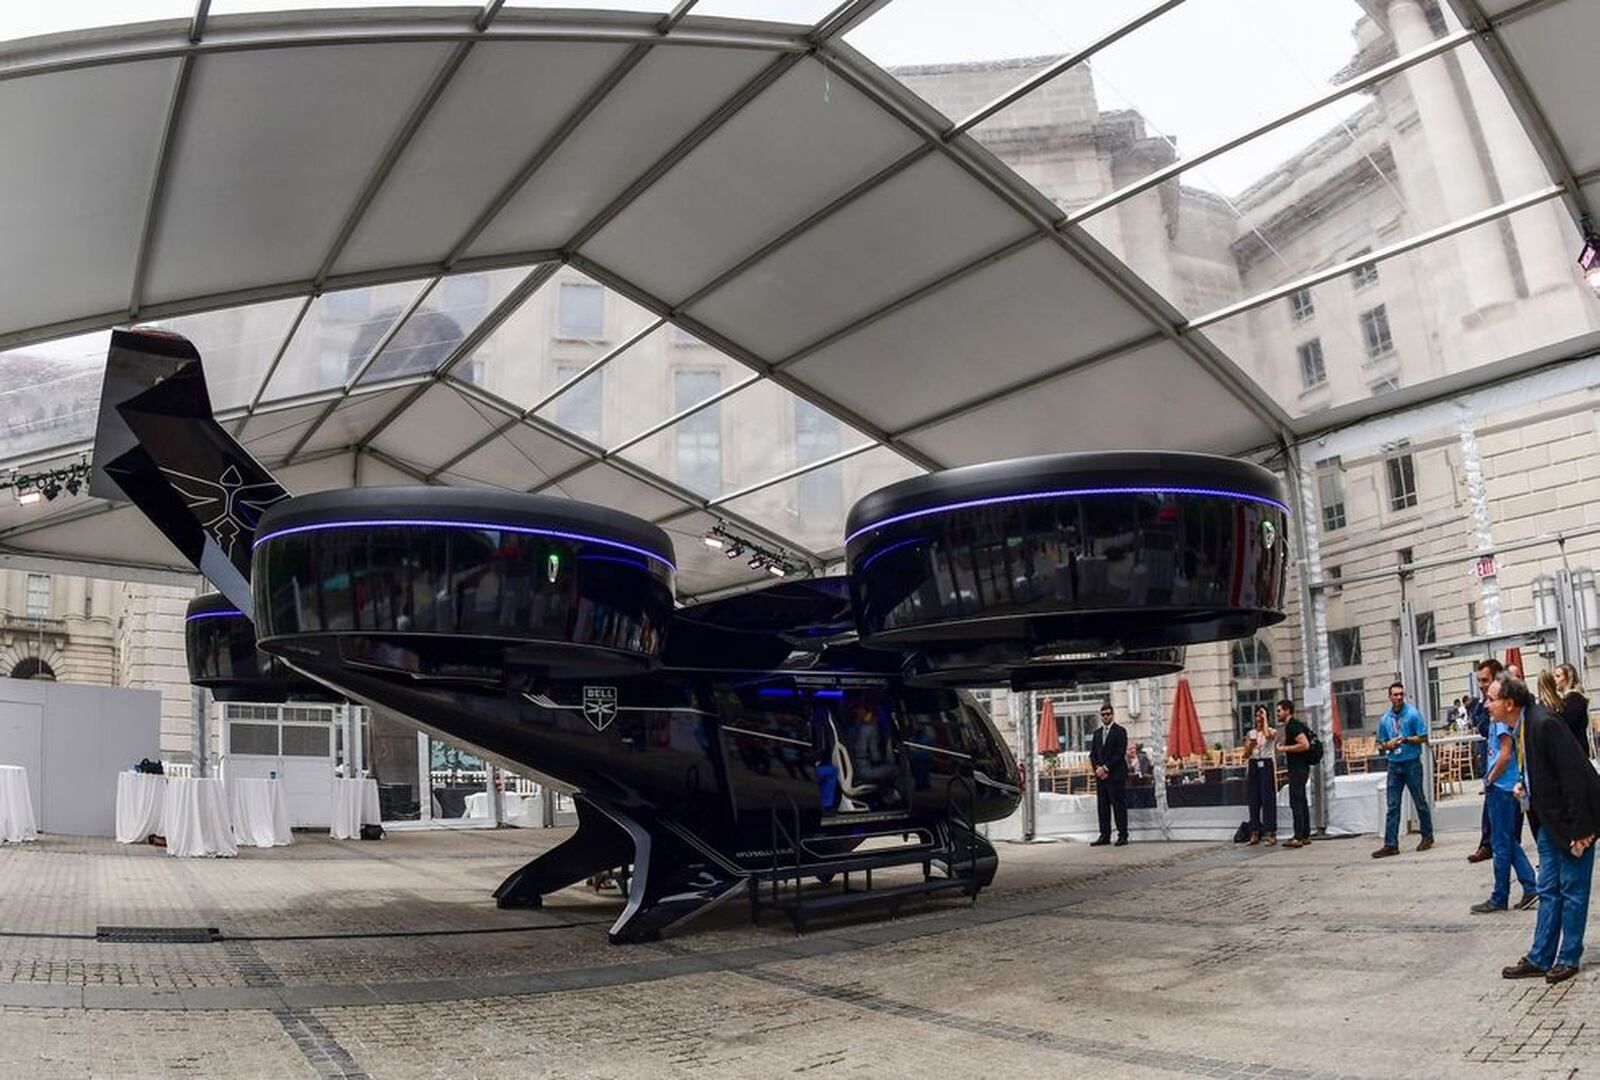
(1089, 701), (1129, 847)
(1496, 674), (1600, 984)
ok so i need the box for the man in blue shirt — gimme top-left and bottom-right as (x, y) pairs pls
(1470, 677), (1537, 912)
(1468, 658), (1518, 864)
(1371, 681), (1436, 857)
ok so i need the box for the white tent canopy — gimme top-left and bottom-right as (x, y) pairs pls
(0, 0), (1595, 595)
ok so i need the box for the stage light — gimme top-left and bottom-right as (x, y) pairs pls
(1581, 227), (1600, 295)
(64, 475), (81, 496)
(17, 490), (41, 506)
(767, 564), (787, 578)
(40, 478), (61, 500)
(702, 534), (723, 550)
(748, 556), (765, 570)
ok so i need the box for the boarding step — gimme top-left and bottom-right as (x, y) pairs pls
(780, 876), (977, 933)
(751, 843), (939, 883)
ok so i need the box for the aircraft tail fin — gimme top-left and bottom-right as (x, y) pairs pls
(90, 328), (288, 618)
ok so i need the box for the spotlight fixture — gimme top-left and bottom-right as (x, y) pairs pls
(1581, 224), (1600, 295)
(702, 521), (799, 579)
(7, 461), (91, 506)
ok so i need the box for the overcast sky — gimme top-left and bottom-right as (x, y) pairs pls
(2, 0), (1382, 197)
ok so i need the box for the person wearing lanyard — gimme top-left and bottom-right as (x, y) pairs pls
(1371, 681), (1435, 858)
(1498, 674), (1600, 984)
(1470, 680), (1537, 913)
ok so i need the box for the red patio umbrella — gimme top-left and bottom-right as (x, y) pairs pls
(1168, 678), (1204, 759)
(1504, 647), (1524, 680)
(1036, 698), (1060, 757)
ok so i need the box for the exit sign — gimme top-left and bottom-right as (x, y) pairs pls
(1474, 555), (1496, 578)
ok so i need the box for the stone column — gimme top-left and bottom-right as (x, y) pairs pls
(1448, 37), (1572, 295)
(1389, 0), (1516, 313)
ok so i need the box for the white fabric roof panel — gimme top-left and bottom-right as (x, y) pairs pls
(0, 59), (178, 336)
(288, 385), (420, 461)
(142, 43), (451, 305)
(332, 41), (631, 275)
(548, 461), (691, 522)
(438, 418), (593, 491)
(685, 153), (1036, 359)
(784, 240), (1154, 434)
(580, 58), (924, 305)
(236, 399), (339, 461)
(463, 44), (778, 259)
(900, 340), (1270, 466)
(366, 382), (505, 472)
(1494, 1), (1600, 177)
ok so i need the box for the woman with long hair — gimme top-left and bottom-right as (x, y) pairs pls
(1554, 663), (1591, 754)
(1243, 704), (1278, 846)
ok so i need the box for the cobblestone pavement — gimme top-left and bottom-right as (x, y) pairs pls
(0, 828), (1596, 1076)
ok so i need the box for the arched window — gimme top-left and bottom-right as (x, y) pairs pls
(9, 657), (56, 681)
(1231, 638), (1272, 680)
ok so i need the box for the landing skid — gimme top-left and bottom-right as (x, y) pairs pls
(491, 795), (742, 944)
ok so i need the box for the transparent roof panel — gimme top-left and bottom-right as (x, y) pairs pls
(970, 0), (1438, 203)
(1072, 44), (1556, 319)
(259, 277), (430, 402)
(454, 269), (659, 413)
(0, 3), (191, 45)
(143, 296), (306, 411)
(208, 0), (461, 13)
(693, 2), (840, 27)
(357, 266), (532, 385)
(617, 379), (874, 502)
(718, 444), (924, 557)
(0, 330), (109, 461)
(1207, 200), (1600, 419)
(534, 323), (754, 452)
(843, 0), (1159, 125)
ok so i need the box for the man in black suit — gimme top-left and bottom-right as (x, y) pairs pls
(1090, 701), (1129, 847)
(1495, 674), (1600, 985)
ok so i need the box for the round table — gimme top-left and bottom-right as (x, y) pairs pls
(0, 765), (38, 843)
(115, 771), (167, 843)
(162, 777), (236, 857)
(228, 777), (293, 847)
(329, 777), (380, 839)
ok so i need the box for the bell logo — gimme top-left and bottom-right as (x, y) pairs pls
(582, 686), (618, 731)
(1260, 520), (1277, 550)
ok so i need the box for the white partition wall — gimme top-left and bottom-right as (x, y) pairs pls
(0, 677), (160, 837)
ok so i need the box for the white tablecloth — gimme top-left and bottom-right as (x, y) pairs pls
(115, 772), (167, 843)
(162, 777), (236, 858)
(229, 778), (292, 848)
(0, 765), (38, 843)
(329, 778), (380, 839)
(464, 790), (542, 825)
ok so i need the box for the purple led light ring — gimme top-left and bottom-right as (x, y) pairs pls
(185, 610), (244, 622)
(846, 485), (1290, 547)
(253, 518), (677, 572)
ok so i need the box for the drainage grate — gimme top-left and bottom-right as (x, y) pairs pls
(96, 926), (222, 944)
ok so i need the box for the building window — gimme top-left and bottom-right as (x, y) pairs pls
(674, 371), (722, 497)
(1398, 547), (1414, 565)
(1370, 376), (1400, 396)
(8, 657), (56, 681)
(1360, 304), (1394, 359)
(794, 400), (843, 523)
(1236, 688), (1279, 740)
(24, 574), (49, 619)
(1297, 339), (1326, 389)
(1329, 627), (1362, 668)
(1414, 609), (1435, 646)
(1351, 250), (1379, 288)
(555, 282), (604, 340)
(1326, 565), (1342, 594)
(1315, 456), (1346, 531)
(553, 364), (602, 444)
(1231, 638), (1273, 679)
(1288, 287), (1315, 324)
(1386, 445), (1418, 510)
(1333, 678), (1366, 731)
